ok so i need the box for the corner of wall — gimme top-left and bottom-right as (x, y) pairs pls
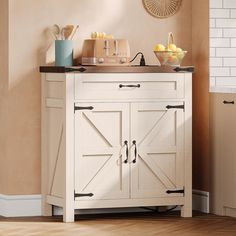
(191, 0), (210, 192)
(0, 0), (9, 194)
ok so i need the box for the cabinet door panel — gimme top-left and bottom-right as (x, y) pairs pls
(131, 102), (184, 199)
(74, 103), (130, 201)
(217, 95), (236, 209)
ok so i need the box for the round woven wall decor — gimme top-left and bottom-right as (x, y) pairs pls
(142, 0), (182, 18)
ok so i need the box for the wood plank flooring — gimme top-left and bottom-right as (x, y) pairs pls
(1, 212), (236, 236)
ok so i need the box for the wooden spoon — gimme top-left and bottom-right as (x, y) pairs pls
(63, 25), (74, 40)
(51, 24), (60, 40)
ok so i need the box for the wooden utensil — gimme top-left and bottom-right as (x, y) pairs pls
(51, 24), (61, 39)
(63, 25), (74, 40)
(70, 25), (79, 40)
(61, 27), (65, 40)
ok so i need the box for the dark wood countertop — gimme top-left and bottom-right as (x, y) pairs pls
(39, 65), (194, 74)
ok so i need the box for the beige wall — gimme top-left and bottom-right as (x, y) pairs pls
(0, 0), (9, 193)
(192, 1), (210, 191)
(0, 0), (209, 195)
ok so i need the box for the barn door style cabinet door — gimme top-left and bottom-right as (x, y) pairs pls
(130, 102), (185, 199)
(41, 70), (192, 222)
(74, 103), (130, 200)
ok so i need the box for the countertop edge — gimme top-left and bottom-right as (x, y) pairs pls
(39, 65), (194, 74)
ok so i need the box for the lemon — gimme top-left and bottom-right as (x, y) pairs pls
(178, 52), (185, 60)
(176, 47), (183, 53)
(164, 52), (172, 58)
(168, 44), (177, 52)
(154, 44), (166, 52)
(176, 48), (185, 60)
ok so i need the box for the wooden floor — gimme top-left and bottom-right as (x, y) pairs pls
(1, 211), (236, 236)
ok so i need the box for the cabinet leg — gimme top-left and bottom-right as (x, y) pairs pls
(181, 205), (192, 217)
(63, 207), (75, 223)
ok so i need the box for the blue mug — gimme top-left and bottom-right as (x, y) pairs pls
(55, 40), (73, 66)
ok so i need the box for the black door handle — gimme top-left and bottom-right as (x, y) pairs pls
(132, 140), (137, 164)
(119, 84), (141, 88)
(223, 100), (234, 105)
(124, 141), (129, 164)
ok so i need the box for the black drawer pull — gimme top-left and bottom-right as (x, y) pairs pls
(119, 84), (141, 88)
(223, 100), (234, 105)
(124, 141), (129, 164)
(75, 106), (94, 111)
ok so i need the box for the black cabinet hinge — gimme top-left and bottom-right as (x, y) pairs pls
(74, 192), (94, 199)
(65, 67), (87, 73)
(74, 105), (94, 112)
(166, 189), (184, 194)
(174, 66), (194, 73)
(166, 105), (185, 110)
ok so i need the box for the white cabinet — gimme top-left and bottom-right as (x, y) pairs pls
(41, 71), (192, 222)
(211, 93), (236, 216)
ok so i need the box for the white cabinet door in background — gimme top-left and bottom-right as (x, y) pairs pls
(74, 103), (130, 200)
(130, 102), (185, 199)
(218, 98), (236, 209)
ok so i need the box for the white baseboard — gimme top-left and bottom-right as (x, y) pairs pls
(0, 190), (210, 217)
(0, 194), (41, 217)
(192, 189), (210, 213)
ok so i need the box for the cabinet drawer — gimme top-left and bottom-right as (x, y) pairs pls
(74, 73), (185, 100)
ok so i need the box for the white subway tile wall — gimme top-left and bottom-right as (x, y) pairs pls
(210, 57), (223, 66)
(210, 0), (236, 91)
(211, 0), (223, 8)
